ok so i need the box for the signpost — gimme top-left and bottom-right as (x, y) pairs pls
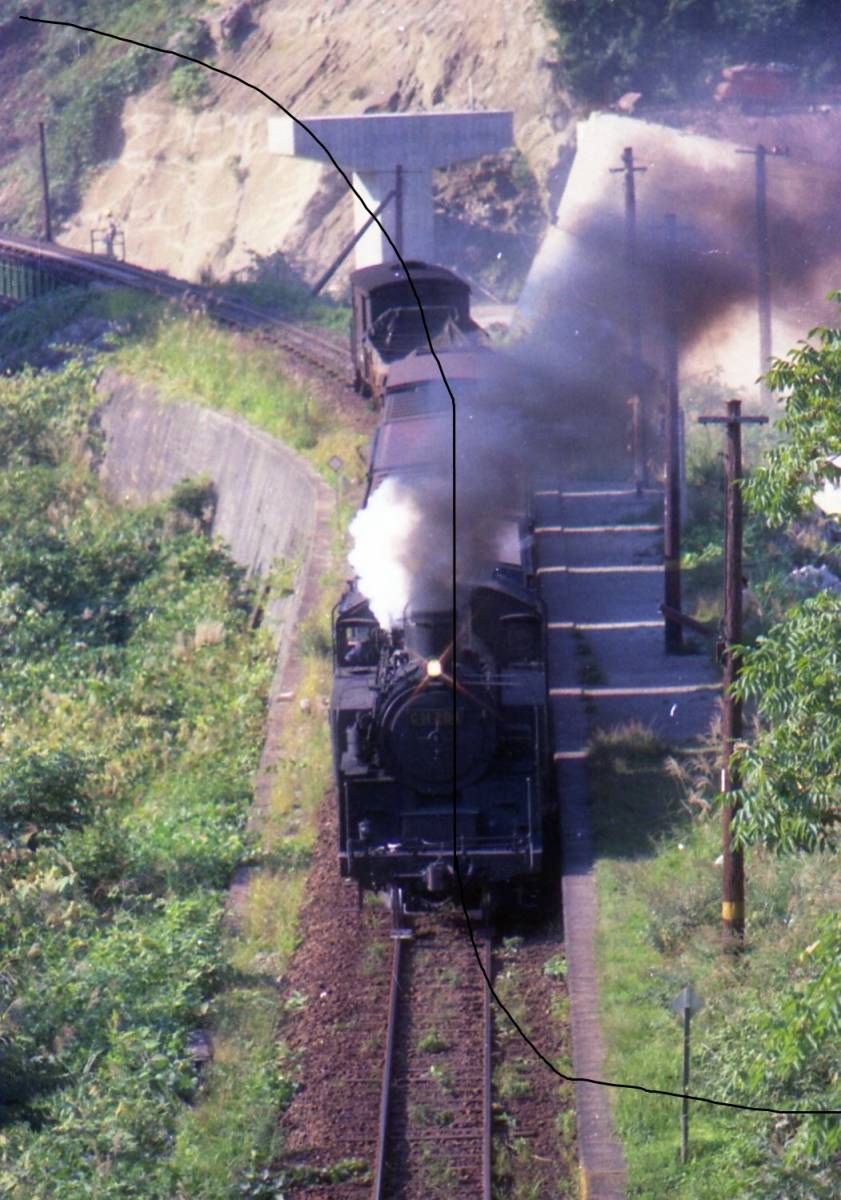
(328, 454), (344, 529)
(670, 984), (704, 1163)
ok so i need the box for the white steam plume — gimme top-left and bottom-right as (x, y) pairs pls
(348, 477), (422, 629)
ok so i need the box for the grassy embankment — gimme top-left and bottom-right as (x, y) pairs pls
(589, 419), (840, 1200)
(0, 284), (365, 1199)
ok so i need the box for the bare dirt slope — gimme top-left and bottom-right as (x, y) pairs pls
(57, 0), (570, 289)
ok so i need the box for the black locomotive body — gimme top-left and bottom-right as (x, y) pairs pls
(350, 260), (486, 405)
(332, 575), (549, 911)
(331, 338), (551, 912)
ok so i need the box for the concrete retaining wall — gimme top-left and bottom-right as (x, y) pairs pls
(95, 367), (330, 636)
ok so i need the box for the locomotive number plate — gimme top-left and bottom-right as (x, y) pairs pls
(409, 708), (461, 726)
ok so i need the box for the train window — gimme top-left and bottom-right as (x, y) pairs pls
(337, 620), (379, 667)
(500, 614), (540, 664)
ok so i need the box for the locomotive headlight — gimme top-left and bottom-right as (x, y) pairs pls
(426, 658), (443, 678)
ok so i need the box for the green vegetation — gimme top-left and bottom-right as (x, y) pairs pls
(0, 3), (212, 228)
(0, 360), (282, 1195)
(591, 728), (839, 1199)
(492, 938), (576, 1198)
(225, 253), (352, 335)
(543, 0), (841, 104)
(169, 62), (212, 110)
(0, 284), (364, 491)
(0, 284), (359, 1196)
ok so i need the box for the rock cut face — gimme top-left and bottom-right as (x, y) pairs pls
(59, 0), (568, 290)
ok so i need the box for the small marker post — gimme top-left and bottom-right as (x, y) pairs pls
(670, 984), (704, 1163)
(328, 454), (344, 528)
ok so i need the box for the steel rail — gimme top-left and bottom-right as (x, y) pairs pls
(371, 935), (403, 1200)
(371, 930), (494, 1200)
(0, 232), (351, 381)
(482, 934), (493, 1200)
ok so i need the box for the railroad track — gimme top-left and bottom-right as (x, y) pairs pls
(372, 921), (494, 1200)
(0, 232), (351, 382)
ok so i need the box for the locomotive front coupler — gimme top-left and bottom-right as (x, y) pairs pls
(424, 859), (453, 895)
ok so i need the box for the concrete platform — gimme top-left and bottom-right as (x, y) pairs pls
(539, 566), (668, 625)
(567, 625), (716, 689)
(536, 525), (663, 566)
(538, 480), (721, 1200)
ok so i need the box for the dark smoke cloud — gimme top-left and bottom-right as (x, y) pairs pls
(354, 141), (841, 623)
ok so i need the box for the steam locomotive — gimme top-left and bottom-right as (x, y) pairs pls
(331, 274), (551, 919)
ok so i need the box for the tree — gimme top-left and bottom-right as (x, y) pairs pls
(542, 0), (841, 104)
(731, 304), (841, 852)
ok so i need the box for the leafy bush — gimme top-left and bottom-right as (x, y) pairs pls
(0, 359), (278, 1196)
(0, 749), (93, 840)
(0, 360), (95, 467)
(733, 591), (841, 851)
(169, 61), (211, 110)
(48, 48), (157, 214)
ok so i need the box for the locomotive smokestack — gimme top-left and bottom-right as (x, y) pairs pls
(403, 608), (453, 661)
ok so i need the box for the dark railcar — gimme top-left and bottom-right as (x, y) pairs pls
(350, 260), (486, 404)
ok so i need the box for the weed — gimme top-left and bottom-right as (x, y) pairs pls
(427, 1064), (454, 1094)
(542, 953), (567, 979)
(361, 939), (387, 977)
(418, 1029), (450, 1053)
(439, 966), (463, 987)
(418, 1142), (458, 1191)
(496, 1057), (532, 1101)
(410, 1102), (455, 1127)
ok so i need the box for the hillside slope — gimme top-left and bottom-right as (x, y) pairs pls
(9, 1), (572, 291)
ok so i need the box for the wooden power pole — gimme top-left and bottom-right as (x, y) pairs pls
(698, 400), (767, 948)
(663, 213), (682, 653)
(611, 146), (648, 489)
(38, 121), (52, 243)
(736, 143), (788, 403)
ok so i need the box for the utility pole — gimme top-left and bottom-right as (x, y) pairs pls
(698, 400), (767, 949)
(736, 143), (788, 402)
(611, 146), (648, 488)
(38, 121), (52, 243)
(663, 213), (682, 653)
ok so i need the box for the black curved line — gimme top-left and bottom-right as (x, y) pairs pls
(19, 13), (841, 1121)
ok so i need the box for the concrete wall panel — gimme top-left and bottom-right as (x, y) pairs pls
(95, 368), (329, 636)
